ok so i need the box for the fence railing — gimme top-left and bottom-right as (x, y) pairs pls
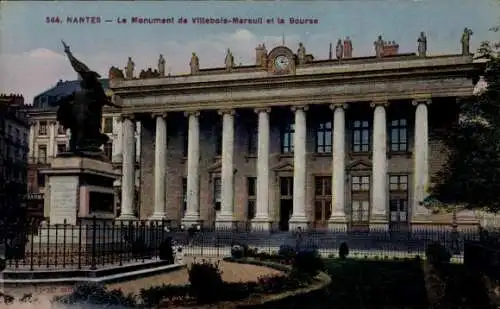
(0, 217), (487, 270)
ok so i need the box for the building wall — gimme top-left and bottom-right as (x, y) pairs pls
(137, 99), (454, 226)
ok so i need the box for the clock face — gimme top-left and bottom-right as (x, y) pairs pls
(274, 55), (290, 71)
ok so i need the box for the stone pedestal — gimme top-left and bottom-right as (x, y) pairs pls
(40, 156), (120, 225)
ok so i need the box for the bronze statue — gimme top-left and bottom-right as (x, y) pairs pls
(417, 32), (427, 57)
(53, 40), (118, 156)
(461, 27), (473, 56)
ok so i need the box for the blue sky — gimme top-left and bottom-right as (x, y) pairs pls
(0, 0), (498, 103)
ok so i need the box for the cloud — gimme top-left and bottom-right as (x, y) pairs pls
(0, 29), (338, 103)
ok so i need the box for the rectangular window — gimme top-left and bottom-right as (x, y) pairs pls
(389, 119), (408, 152)
(38, 145), (47, 163)
(281, 122), (295, 154)
(279, 177), (293, 197)
(316, 120), (333, 153)
(57, 143), (67, 155)
(37, 172), (45, 187)
(103, 117), (113, 134)
(182, 178), (187, 212)
(57, 123), (66, 135)
(103, 142), (112, 161)
(214, 177), (221, 211)
(352, 120), (370, 153)
(351, 200), (370, 223)
(38, 121), (47, 136)
(248, 126), (258, 155)
(314, 177), (332, 224)
(352, 176), (370, 192)
(389, 175), (409, 223)
(389, 175), (408, 191)
(247, 177), (256, 220)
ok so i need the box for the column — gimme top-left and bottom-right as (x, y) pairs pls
(252, 108), (271, 231)
(48, 121), (56, 158)
(118, 114), (136, 220)
(182, 111), (201, 225)
(289, 105), (308, 230)
(150, 113), (168, 220)
(328, 104), (347, 230)
(370, 101), (389, 230)
(216, 109), (236, 228)
(412, 99), (431, 220)
(112, 116), (123, 163)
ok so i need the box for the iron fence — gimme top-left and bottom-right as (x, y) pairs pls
(0, 217), (489, 270)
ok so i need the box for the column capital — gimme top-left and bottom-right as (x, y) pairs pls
(48, 120), (57, 125)
(254, 107), (271, 114)
(151, 112), (168, 119)
(120, 113), (135, 121)
(370, 100), (389, 108)
(291, 105), (309, 112)
(329, 103), (348, 110)
(184, 111), (200, 118)
(412, 99), (432, 106)
(217, 109), (235, 116)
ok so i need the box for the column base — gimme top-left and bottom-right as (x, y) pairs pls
(251, 217), (272, 231)
(369, 219), (389, 232)
(289, 215), (308, 230)
(148, 213), (167, 221)
(215, 213), (235, 229)
(116, 214), (137, 221)
(328, 215), (348, 232)
(182, 212), (201, 227)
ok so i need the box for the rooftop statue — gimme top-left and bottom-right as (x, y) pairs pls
(297, 42), (306, 64)
(417, 32), (427, 57)
(225, 48), (234, 72)
(343, 37), (353, 59)
(335, 39), (343, 60)
(158, 54), (166, 76)
(461, 27), (473, 56)
(53, 40), (118, 156)
(190, 52), (199, 74)
(125, 57), (135, 79)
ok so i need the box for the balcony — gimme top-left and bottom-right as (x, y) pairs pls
(25, 192), (44, 200)
(28, 156), (53, 165)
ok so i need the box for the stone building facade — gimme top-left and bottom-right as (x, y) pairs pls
(0, 94), (29, 220)
(25, 79), (142, 219)
(109, 42), (483, 231)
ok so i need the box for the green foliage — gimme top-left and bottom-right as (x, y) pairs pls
(278, 244), (296, 259)
(339, 242), (349, 260)
(188, 259), (224, 303)
(52, 282), (137, 308)
(432, 26), (500, 212)
(292, 249), (324, 279)
(425, 242), (452, 266)
(139, 284), (189, 308)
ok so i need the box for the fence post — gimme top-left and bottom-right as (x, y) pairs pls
(29, 223), (35, 271)
(62, 219), (67, 268)
(91, 216), (97, 270)
(78, 219), (82, 269)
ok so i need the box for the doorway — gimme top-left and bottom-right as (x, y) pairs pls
(279, 200), (293, 231)
(389, 199), (409, 232)
(279, 177), (293, 231)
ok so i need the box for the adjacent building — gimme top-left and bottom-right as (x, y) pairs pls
(25, 79), (141, 220)
(0, 94), (29, 221)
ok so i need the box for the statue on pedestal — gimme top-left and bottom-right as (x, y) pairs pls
(125, 57), (135, 79)
(374, 35), (385, 58)
(461, 27), (473, 56)
(297, 42), (306, 64)
(225, 48), (234, 72)
(335, 39), (343, 60)
(52, 41), (118, 156)
(158, 54), (166, 76)
(190, 52), (199, 74)
(417, 32), (427, 57)
(343, 37), (353, 58)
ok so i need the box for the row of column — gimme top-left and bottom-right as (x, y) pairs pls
(118, 100), (430, 231)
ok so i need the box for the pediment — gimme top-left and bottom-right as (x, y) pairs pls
(271, 159), (294, 172)
(347, 159), (372, 171)
(207, 160), (222, 172)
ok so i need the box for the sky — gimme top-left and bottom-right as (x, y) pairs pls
(0, 0), (499, 104)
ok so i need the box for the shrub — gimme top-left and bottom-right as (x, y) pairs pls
(426, 242), (452, 266)
(139, 284), (189, 308)
(159, 237), (174, 263)
(188, 259), (224, 303)
(257, 274), (304, 294)
(339, 242), (349, 260)
(52, 282), (136, 308)
(278, 244), (296, 260)
(292, 249), (324, 279)
(247, 247), (259, 257)
(231, 244), (246, 259)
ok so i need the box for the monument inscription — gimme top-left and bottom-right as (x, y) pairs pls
(49, 176), (79, 225)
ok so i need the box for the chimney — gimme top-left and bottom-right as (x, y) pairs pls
(255, 44), (264, 66)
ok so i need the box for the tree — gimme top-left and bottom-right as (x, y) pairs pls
(430, 27), (500, 212)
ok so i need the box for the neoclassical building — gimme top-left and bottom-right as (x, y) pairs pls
(108, 38), (484, 231)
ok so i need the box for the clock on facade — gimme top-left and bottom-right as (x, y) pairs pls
(274, 55), (291, 72)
